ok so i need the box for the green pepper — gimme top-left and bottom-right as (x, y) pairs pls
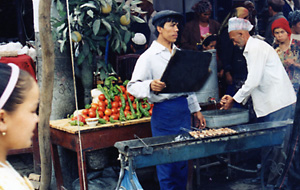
(143, 98), (151, 111)
(85, 104), (91, 109)
(135, 99), (142, 119)
(115, 85), (123, 94)
(109, 86), (115, 101)
(69, 120), (84, 126)
(119, 108), (126, 121)
(123, 80), (130, 86)
(102, 86), (112, 109)
(126, 113), (135, 120)
(104, 76), (118, 87)
(98, 118), (107, 124)
(139, 102), (150, 117)
(109, 116), (118, 123)
(113, 86), (120, 95)
(96, 108), (99, 119)
(127, 94), (136, 119)
(120, 93), (126, 110)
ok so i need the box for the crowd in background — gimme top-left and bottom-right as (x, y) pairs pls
(126, 0), (300, 112)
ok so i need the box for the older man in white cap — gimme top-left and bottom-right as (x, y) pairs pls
(220, 17), (296, 122)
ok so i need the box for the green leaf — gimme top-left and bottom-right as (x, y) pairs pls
(87, 10), (94, 18)
(58, 40), (66, 53)
(100, 71), (108, 81)
(56, 0), (64, 12)
(121, 41), (127, 52)
(62, 27), (68, 39)
(56, 23), (66, 33)
(93, 19), (101, 35)
(131, 0), (142, 6)
(78, 12), (85, 26)
(77, 53), (86, 65)
(124, 30), (131, 44)
(119, 25), (128, 31)
(114, 38), (120, 51)
(80, 2), (97, 9)
(132, 15), (145, 23)
(101, 19), (112, 34)
(83, 42), (90, 56)
(88, 52), (93, 65)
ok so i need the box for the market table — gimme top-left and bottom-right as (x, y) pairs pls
(50, 117), (152, 190)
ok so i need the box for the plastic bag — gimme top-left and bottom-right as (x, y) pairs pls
(118, 170), (143, 190)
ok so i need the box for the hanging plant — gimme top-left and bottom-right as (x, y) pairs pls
(52, 0), (145, 80)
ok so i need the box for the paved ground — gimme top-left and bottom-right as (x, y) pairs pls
(9, 150), (267, 190)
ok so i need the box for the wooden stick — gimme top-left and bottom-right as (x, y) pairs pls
(38, 0), (55, 189)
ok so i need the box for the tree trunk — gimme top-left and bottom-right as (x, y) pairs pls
(38, 0), (54, 189)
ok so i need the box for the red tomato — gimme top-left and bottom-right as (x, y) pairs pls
(98, 106), (105, 112)
(132, 103), (137, 110)
(111, 114), (119, 120)
(98, 94), (106, 101)
(129, 96), (134, 102)
(71, 115), (86, 123)
(149, 108), (153, 116)
(114, 95), (120, 102)
(118, 101), (122, 107)
(123, 94), (128, 101)
(112, 101), (119, 108)
(91, 103), (98, 110)
(104, 99), (108, 106)
(124, 110), (131, 117)
(98, 110), (104, 118)
(103, 115), (109, 121)
(88, 110), (96, 118)
(117, 107), (120, 112)
(111, 108), (118, 114)
(119, 85), (126, 93)
(89, 108), (96, 112)
(98, 101), (105, 108)
(104, 108), (112, 116)
(125, 105), (130, 111)
(82, 109), (89, 116)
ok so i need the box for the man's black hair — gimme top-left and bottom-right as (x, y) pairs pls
(268, 0), (284, 12)
(153, 16), (182, 37)
(202, 35), (217, 47)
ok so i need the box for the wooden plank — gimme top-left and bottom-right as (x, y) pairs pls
(50, 117), (151, 134)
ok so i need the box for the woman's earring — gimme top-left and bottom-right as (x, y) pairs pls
(2, 132), (6, 136)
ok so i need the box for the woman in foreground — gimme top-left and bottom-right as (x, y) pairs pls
(0, 62), (39, 189)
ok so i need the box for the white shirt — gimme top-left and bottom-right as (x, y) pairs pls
(0, 161), (34, 190)
(233, 37), (296, 118)
(127, 41), (201, 113)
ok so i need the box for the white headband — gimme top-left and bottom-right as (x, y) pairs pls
(228, 17), (253, 33)
(0, 63), (20, 110)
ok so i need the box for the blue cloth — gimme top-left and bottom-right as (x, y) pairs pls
(151, 96), (190, 190)
(257, 104), (293, 122)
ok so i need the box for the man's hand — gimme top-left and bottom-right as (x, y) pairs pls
(150, 79), (166, 92)
(225, 72), (233, 85)
(193, 111), (206, 129)
(220, 95), (234, 110)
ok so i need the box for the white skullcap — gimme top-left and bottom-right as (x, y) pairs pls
(228, 17), (253, 33)
(147, 0), (153, 4)
(132, 33), (147, 45)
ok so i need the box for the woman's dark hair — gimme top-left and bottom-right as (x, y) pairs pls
(0, 63), (34, 113)
(153, 16), (182, 37)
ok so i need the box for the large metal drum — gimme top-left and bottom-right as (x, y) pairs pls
(195, 49), (219, 103)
